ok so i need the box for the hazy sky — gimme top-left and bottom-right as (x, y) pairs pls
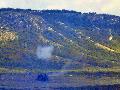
(0, 0), (120, 16)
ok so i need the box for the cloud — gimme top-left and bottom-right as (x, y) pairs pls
(0, 0), (120, 16)
(36, 46), (54, 59)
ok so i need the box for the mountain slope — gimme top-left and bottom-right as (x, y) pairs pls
(0, 8), (120, 72)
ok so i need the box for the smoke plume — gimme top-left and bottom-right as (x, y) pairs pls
(36, 46), (54, 59)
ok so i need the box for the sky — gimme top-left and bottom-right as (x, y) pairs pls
(0, 0), (120, 16)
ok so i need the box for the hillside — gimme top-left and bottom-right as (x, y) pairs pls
(0, 8), (120, 87)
